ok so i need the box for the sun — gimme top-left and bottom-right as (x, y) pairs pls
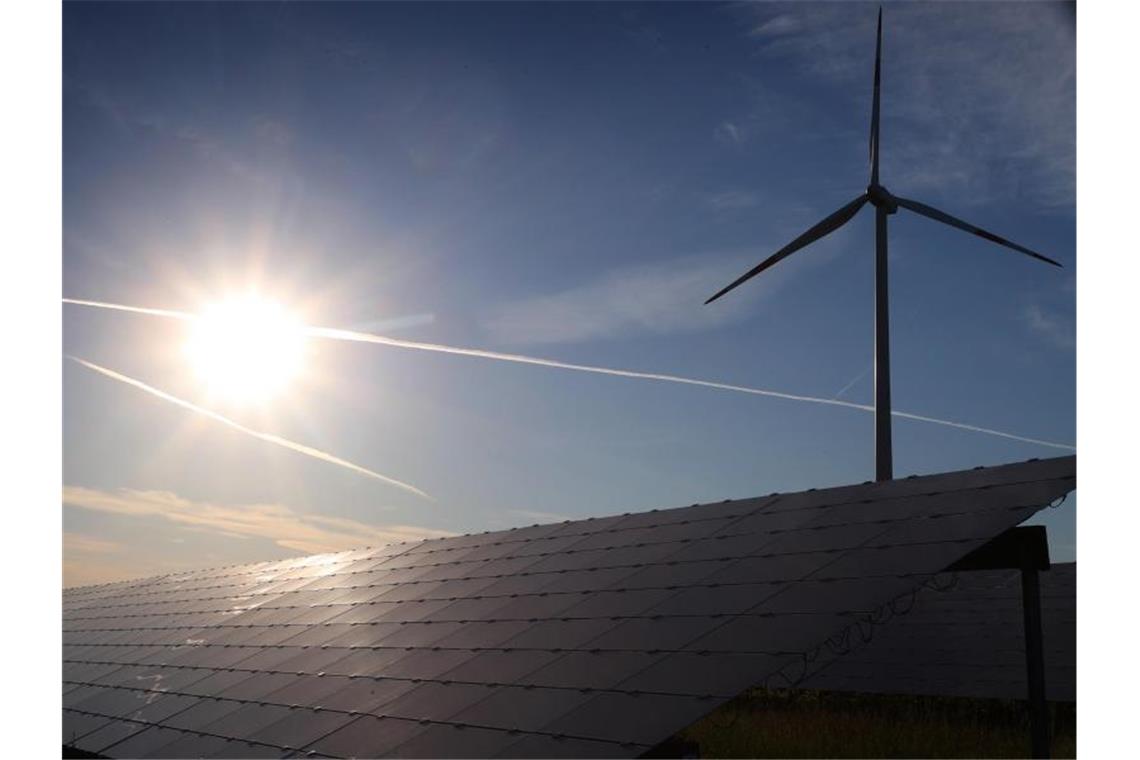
(184, 297), (307, 404)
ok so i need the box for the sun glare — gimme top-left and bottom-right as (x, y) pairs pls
(184, 297), (306, 404)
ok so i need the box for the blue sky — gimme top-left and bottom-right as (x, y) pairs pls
(62, 1), (1075, 586)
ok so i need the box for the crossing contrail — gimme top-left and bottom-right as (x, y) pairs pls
(63, 298), (194, 322)
(63, 297), (1075, 452)
(68, 356), (432, 500)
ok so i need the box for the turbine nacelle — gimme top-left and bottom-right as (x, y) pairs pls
(867, 183), (898, 214)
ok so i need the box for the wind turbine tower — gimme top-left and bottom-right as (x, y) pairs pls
(705, 7), (1062, 481)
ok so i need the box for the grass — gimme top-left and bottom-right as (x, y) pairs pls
(677, 689), (1076, 758)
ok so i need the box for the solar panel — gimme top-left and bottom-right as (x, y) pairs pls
(799, 562), (1076, 701)
(63, 455), (1074, 757)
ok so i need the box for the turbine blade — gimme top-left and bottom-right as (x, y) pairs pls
(869, 6), (883, 184)
(894, 196), (1062, 267)
(705, 194), (869, 304)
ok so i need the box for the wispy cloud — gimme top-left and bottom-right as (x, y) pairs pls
(251, 116), (294, 147)
(68, 355), (431, 499)
(1023, 304), (1075, 350)
(64, 532), (122, 555)
(728, 2), (1074, 208)
(344, 313), (436, 334)
(63, 531), (142, 588)
(706, 190), (762, 211)
(714, 120), (746, 146)
(64, 297), (1076, 451)
(482, 253), (767, 345)
(508, 508), (575, 525)
(63, 486), (453, 555)
(68, 81), (279, 187)
(748, 14), (801, 39)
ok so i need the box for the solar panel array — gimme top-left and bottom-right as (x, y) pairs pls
(63, 455), (1075, 758)
(799, 562), (1075, 702)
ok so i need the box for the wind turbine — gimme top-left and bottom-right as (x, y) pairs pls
(704, 7), (1062, 482)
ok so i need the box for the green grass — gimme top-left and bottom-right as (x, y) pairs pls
(678, 689), (1076, 758)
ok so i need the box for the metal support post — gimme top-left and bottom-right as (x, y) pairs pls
(1021, 566), (1050, 758)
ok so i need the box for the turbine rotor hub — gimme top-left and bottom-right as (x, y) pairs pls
(867, 183), (898, 214)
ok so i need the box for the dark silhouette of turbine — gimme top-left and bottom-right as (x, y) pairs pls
(705, 7), (1062, 482)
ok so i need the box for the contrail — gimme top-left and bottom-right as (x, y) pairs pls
(63, 298), (194, 322)
(311, 327), (1075, 451)
(63, 297), (1075, 451)
(833, 365), (870, 400)
(68, 356), (432, 500)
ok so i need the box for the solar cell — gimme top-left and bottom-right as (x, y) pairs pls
(435, 649), (561, 684)
(260, 674), (356, 707)
(615, 651), (796, 697)
(213, 739), (293, 758)
(429, 619), (534, 649)
(583, 616), (725, 652)
(177, 669), (257, 697)
(299, 714), (429, 758)
(540, 691), (717, 745)
(63, 685), (112, 709)
(502, 618), (624, 650)
(322, 647), (414, 678)
(497, 732), (636, 758)
(99, 726), (194, 758)
(388, 723), (525, 759)
(449, 686), (595, 733)
(310, 676), (418, 713)
(644, 582), (787, 617)
(161, 698), (247, 732)
(62, 710), (114, 746)
(246, 707), (358, 751)
(373, 648), (475, 680)
(68, 719), (150, 755)
(683, 611), (855, 655)
(196, 702), (296, 738)
(516, 651), (667, 690)
(379, 681), (502, 721)
(62, 455), (1074, 757)
(214, 672), (299, 701)
(144, 730), (236, 759)
(470, 592), (584, 621)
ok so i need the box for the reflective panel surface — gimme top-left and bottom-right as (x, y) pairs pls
(63, 456), (1075, 757)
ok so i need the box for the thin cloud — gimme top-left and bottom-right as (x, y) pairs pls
(68, 356), (431, 499)
(482, 253), (766, 345)
(63, 486), (453, 555)
(64, 532), (122, 555)
(65, 298), (1075, 451)
(252, 116), (294, 147)
(731, 2), (1074, 209)
(749, 14), (801, 39)
(714, 120), (746, 145)
(707, 190), (761, 211)
(69, 82), (279, 187)
(63, 532), (134, 588)
(1023, 304), (1075, 350)
(508, 508), (575, 525)
(345, 313), (436, 333)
